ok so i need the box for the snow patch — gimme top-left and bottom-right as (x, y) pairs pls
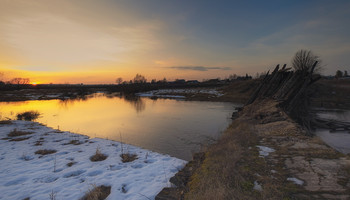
(0, 121), (186, 200)
(287, 177), (304, 185)
(253, 180), (262, 191)
(257, 145), (275, 157)
(136, 88), (223, 99)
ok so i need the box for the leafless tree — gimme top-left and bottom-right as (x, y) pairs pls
(335, 70), (343, 78)
(292, 50), (322, 73)
(116, 77), (123, 85)
(228, 74), (237, 80)
(133, 74), (147, 84)
(8, 77), (30, 85)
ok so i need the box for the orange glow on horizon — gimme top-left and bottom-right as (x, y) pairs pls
(30, 82), (39, 85)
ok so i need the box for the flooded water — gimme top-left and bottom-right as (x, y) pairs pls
(315, 109), (350, 154)
(0, 94), (240, 160)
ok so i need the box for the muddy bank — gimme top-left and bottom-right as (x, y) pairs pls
(157, 99), (350, 199)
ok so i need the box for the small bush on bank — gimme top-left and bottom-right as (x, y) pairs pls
(8, 129), (33, 137)
(0, 120), (12, 125)
(80, 185), (111, 200)
(90, 148), (108, 162)
(35, 149), (57, 155)
(17, 111), (40, 121)
(120, 153), (138, 163)
(10, 137), (31, 141)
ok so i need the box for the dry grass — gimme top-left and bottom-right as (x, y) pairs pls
(120, 153), (138, 163)
(35, 149), (57, 155)
(90, 148), (108, 162)
(0, 120), (12, 125)
(34, 140), (44, 146)
(80, 185), (111, 200)
(179, 98), (350, 199)
(67, 161), (77, 167)
(184, 121), (291, 200)
(309, 79), (350, 109)
(63, 140), (82, 145)
(16, 111), (40, 121)
(8, 129), (33, 137)
(10, 137), (31, 141)
(218, 79), (260, 103)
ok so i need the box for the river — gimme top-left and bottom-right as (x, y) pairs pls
(315, 108), (350, 154)
(0, 93), (240, 160)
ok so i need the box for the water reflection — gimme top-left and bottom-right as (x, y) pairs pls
(123, 95), (146, 113)
(315, 108), (350, 154)
(0, 94), (239, 160)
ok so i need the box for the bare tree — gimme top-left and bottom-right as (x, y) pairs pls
(292, 50), (322, 73)
(116, 77), (123, 85)
(133, 74), (147, 84)
(335, 70), (343, 78)
(8, 77), (30, 85)
(0, 72), (4, 84)
(228, 74), (237, 80)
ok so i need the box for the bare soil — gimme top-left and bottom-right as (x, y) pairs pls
(157, 99), (350, 199)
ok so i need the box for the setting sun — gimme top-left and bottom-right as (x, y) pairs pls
(30, 82), (39, 85)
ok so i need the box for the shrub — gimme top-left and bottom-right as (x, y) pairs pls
(0, 120), (12, 125)
(35, 149), (57, 155)
(8, 129), (33, 137)
(80, 185), (111, 200)
(17, 111), (40, 121)
(120, 153), (138, 163)
(67, 161), (77, 167)
(10, 137), (31, 141)
(90, 148), (108, 162)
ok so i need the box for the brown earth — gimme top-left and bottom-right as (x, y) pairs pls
(157, 99), (350, 200)
(309, 79), (350, 109)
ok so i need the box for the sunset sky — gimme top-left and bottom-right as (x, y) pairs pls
(0, 0), (350, 84)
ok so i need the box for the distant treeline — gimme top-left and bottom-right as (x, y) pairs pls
(0, 75), (253, 94)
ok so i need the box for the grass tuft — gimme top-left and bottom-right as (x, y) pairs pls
(34, 140), (44, 146)
(90, 148), (108, 162)
(10, 137), (31, 141)
(8, 129), (33, 137)
(35, 149), (57, 155)
(0, 120), (12, 125)
(80, 185), (111, 200)
(63, 140), (83, 145)
(67, 161), (77, 167)
(120, 153), (138, 163)
(17, 111), (40, 121)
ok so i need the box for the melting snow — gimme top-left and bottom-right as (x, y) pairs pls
(0, 121), (186, 200)
(257, 145), (275, 157)
(253, 180), (262, 191)
(136, 88), (223, 98)
(287, 177), (304, 185)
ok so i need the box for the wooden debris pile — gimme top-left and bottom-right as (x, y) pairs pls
(246, 62), (321, 133)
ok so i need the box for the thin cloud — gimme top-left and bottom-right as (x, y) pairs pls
(169, 66), (231, 71)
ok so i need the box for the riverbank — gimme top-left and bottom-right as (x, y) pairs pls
(0, 120), (186, 200)
(158, 99), (350, 199)
(0, 79), (258, 103)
